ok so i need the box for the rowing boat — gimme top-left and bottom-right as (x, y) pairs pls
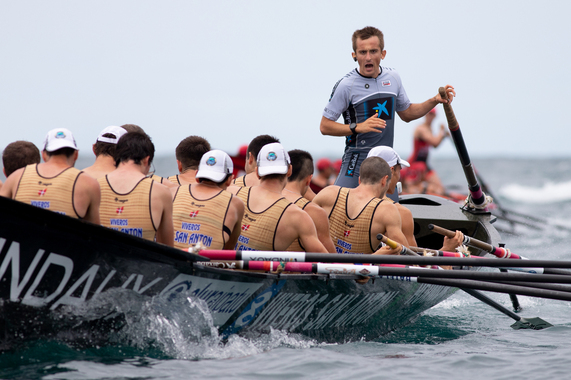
(0, 191), (499, 349)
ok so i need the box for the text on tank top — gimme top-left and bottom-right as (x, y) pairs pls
(15, 164), (82, 218)
(98, 176), (156, 241)
(234, 187), (291, 251)
(172, 185), (233, 250)
(328, 187), (383, 254)
(286, 196), (312, 252)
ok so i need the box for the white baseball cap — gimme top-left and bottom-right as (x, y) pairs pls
(43, 128), (78, 152)
(97, 126), (127, 144)
(367, 146), (410, 168)
(196, 150), (234, 183)
(257, 142), (291, 177)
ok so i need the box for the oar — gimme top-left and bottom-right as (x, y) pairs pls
(428, 224), (571, 275)
(197, 249), (571, 269)
(438, 86), (488, 210)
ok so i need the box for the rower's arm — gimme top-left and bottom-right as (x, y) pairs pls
(154, 184), (174, 247)
(0, 168), (24, 199)
(305, 204), (336, 253)
(296, 211), (328, 253)
(398, 85), (456, 123)
(223, 196), (244, 250)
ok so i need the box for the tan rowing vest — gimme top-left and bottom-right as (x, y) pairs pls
(167, 175), (181, 186)
(329, 187), (383, 254)
(233, 175), (246, 187)
(150, 174), (168, 184)
(15, 164), (82, 218)
(172, 185), (233, 250)
(98, 176), (156, 241)
(234, 187), (291, 251)
(286, 196), (311, 252)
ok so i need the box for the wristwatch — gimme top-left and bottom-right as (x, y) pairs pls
(349, 122), (357, 134)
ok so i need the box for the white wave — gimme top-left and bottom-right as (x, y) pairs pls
(499, 180), (571, 204)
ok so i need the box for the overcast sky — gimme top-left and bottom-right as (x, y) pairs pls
(1, 0), (570, 170)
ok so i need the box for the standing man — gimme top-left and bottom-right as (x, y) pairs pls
(319, 26), (455, 188)
(98, 132), (174, 246)
(172, 149), (244, 251)
(0, 128), (100, 223)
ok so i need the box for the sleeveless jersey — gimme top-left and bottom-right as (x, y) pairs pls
(167, 175), (181, 186)
(15, 164), (82, 218)
(328, 187), (384, 254)
(98, 176), (156, 241)
(408, 138), (432, 171)
(233, 175), (246, 187)
(324, 67), (411, 187)
(150, 174), (168, 184)
(234, 187), (292, 251)
(172, 185), (233, 250)
(286, 196), (311, 252)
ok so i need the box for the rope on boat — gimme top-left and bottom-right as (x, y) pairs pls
(464, 194), (493, 210)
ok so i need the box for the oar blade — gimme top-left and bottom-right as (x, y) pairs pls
(510, 317), (553, 330)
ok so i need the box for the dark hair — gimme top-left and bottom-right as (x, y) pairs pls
(360, 156), (391, 185)
(288, 149), (314, 182)
(197, 173), (232, 186)
(260, 173), (288, 182)
(2, 141), (41, 177)
(247, 135), (279, 161)
(120, 124), (145, 134)
(352, 26), (384, 52)
(93, 133), (120, 157)
(114, 132), (155, 166)
(45, 147), (76, 159)
(176, 136), (211, 171)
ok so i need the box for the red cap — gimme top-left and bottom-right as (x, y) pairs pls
(333, 159), (342, 172)
(428, 108), (437, 115)
(238, 145), (248, 157)
(316, 158), (332, 171)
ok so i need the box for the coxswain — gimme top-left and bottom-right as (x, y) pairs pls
(319, 26), (455, 189)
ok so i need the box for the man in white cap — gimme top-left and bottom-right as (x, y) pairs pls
(82, 126), (128, 179)
(171, 149), (244, 250)
(229, 142), (327, 252)
(366, 145), (464, 251)
(313, 156), (408, 254)
(0, 128), (101, 223)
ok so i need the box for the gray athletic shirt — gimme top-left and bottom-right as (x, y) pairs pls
(323, 66), (411, 151)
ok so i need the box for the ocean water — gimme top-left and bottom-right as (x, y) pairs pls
(2, 157), (571, 380)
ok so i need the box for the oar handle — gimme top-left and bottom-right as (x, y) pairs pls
(438, 87), (459, 131)
(377, 234), (419, 256)
(428, 223), (493, 251)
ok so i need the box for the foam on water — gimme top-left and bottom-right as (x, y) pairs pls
(499, 180), (571, 204)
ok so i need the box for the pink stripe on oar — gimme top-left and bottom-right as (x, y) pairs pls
(492, 247), (521, 260)
(471, 188), (484, 201)
(196, 250), (237, 260)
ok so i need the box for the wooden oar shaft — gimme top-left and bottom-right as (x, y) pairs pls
(198, 250), (571, 269)
(438, 86), (486, 207)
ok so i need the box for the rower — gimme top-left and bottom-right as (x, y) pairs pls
(98, 132), (174, 245)
(167, 136), (211, 186)
(283, 149), (335, 253)
(230, 142), (327, 252)
(313, 156), (407, 255)
(232, 135), (279, 187)
(82, 126), (128, 179)
(0, 128), (101, 224)
(2, 140), (41, 178)
(172, 149), (244, 250)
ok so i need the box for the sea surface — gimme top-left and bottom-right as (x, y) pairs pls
(2, 157), (571, 380)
